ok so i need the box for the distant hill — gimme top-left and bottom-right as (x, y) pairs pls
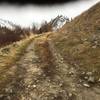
(0, 19), (30, 47)
(0, 19), (17, 29)
(50, 15), (69, 31)
(32, 15), (69, 34)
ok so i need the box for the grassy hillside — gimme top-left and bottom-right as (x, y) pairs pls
(61, 2), (100, 34)
(0, 36), (34, 75)
(47, 2), (100, 82)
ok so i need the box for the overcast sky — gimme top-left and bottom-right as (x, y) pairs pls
(0, 0), (99, 27)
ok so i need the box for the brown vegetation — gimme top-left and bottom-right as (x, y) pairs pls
(47, 2), (100, 82)
(0, 25), (31, 47)
(0, 36), (34, 75)
(34, 37), (56, 78)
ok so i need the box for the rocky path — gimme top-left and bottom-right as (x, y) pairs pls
(0, 35), (100, 100)
(0, 36), (74, 100)
(0, 39), (42, 99)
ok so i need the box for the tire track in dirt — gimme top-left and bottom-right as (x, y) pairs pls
(0, 39), (42, 100)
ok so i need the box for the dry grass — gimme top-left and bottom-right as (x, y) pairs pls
(0, 36), (34, 73)
(45, 2), (100, 79)
(34, 36), (56, 78)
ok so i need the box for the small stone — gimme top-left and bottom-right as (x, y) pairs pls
(42, 88), (45, 92)
(92, 45), (96, 49)
(33, 85), (36, 88)
(68, 93), (72, 97)
(81, 72), (85, 75)
(9, 89), (13, 93)
(48, 79), (51, 82)
(74, 63), (77, 66)
(49, 85), (52, 88)
(86, 72), (92, 76)
(94, 41), (98, 44)
(98, 78), (100, 82)
(84, 76), (88, 80)
(88, 76), (95, 83)
(61, 57), (64, 60)
(42, 74), (46, 77)
(5, 88), (9, 92)
(83, 83), (90, 88)
(84, 38), (87, 41)
(79, 79), (82, 83)
(28, 85), (31, 88)
(36, 80), (39, 83)
(72, 88), (76, 92)
(59, 83), (63, 87)
(69, 72), (74, 75)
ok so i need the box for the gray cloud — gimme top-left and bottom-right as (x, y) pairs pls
(0, 0), (99, 27)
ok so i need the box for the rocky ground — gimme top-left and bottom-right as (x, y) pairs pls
(0, 34), (100, 100)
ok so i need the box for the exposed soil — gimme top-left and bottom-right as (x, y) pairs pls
(0, 35), (100, 100)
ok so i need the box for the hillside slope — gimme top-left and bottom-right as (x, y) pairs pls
(48, 2), (100, 85)
(1, 32), (100, 100)
(61, 2), (100, 34)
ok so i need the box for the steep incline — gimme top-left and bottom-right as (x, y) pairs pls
(61, 2), (100, 34)
(48, 2), (100, 86)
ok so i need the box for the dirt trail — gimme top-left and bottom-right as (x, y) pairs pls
(0, 39), (42, 99)
(0, 34), (100, 100)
